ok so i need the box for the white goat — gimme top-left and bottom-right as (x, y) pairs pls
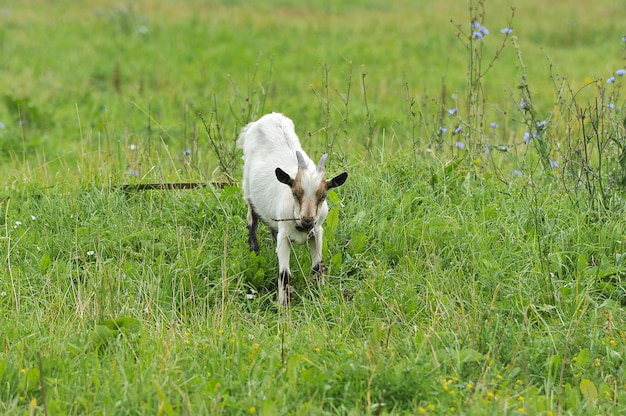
(237, 113), (348, 305)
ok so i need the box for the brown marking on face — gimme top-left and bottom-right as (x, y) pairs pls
(290, 170), (329, 226)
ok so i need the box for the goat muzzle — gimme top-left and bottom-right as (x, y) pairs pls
(296, 217), (315, 232)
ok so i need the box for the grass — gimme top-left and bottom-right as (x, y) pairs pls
(2, 0), (626, 414)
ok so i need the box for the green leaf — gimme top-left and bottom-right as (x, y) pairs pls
(102, 317), (142, 335)
(153, 379), (177, 416)
(575, 348), (591, 368)
(89, 325), (117, 348)
(327, 189), (340, 204)
(579, 379), (597, 406)
(325, 206), (339, 232)
(458, 348), (483, 364)
(39, 253), (52, 274)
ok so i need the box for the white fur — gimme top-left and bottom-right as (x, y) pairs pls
(237, 113), (336, 305)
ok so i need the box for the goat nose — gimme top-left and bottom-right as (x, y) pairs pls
(300, 217), (314, 229)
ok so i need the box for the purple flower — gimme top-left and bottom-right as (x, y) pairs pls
(448, 107), (458, 115)
(484, 145), (490, 154)
(501, 28), (513, 34)
(455, 141), (465, 149)
(490, 122), (498, 128)
(607, 76), (616, 84)
(536, 120), (547, 129)
(622, 35), (626, 42)
(472, 31), (484, 40)
(453, 126), (463, 134)
(523, 132), (531, 143)
(472, 21), (481, 29)
(479, 26), (489, 35)
(513, 169), (523, 176)
(183, 149), (192, 156)
(608, 103), (615, 109)
(550, 160), (559, 168)
(616, 69), (626, 76)
(520, 98), (529, 110)
(440, 126), (447, 135)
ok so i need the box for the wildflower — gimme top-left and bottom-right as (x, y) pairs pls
(490, 122), (498, 128)
(472, 21), (481, 29)
(439, 126), (447, 135)
(87, 250), (95, 256)
(453, 126), (462, 134)
(479, 25), (489, 35)
(607, 76), (615, 84)
(501, 28), (513, 34)
(128, 169), (140, 177)
(1, 291), (6, 297)
(513, 169), (523, 176)
(14, 221), (22, 227)
(484, 145), (490, 154)
(31, 215), (36, 221)
(523, 132), (531, 143)
(616, 69), (626, 76)
(520, 98), (529, 110)
(183, 149), (192, 156)
(129, 144), (138, 150)
(0, 121), (5, 129)
(550, 160), (559, 168)
(455, 141), (465, 149)
(608, 103), (615, 109)
(622, 35), (626, 42)
(467, 383), (474, 389)
(448, 107), (458, 115)
(472, 31), (484, 40)
(246, 293), (256, 300)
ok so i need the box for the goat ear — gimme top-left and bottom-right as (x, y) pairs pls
(327, 172), (348, 189)
(275, 168), (294, 186)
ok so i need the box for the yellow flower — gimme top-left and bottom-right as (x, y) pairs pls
(249, 407), (256, 413)
(418, 407), (426, 414)
(467, 383), (474, 389)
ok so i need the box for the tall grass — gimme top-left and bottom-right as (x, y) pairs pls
(2, 0), (626, 414)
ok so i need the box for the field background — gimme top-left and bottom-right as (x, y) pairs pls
(1, 0), (626, 414)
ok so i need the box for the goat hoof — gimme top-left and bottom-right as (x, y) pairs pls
(277, 284), (292, 306)
(312, 261), (324, 275)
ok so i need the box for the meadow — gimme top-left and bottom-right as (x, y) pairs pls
(1, 0), (626, 414)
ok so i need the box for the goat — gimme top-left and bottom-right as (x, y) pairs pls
(237, 113), (348, 305)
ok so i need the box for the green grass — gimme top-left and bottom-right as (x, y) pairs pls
(2, 0), (626, 414)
